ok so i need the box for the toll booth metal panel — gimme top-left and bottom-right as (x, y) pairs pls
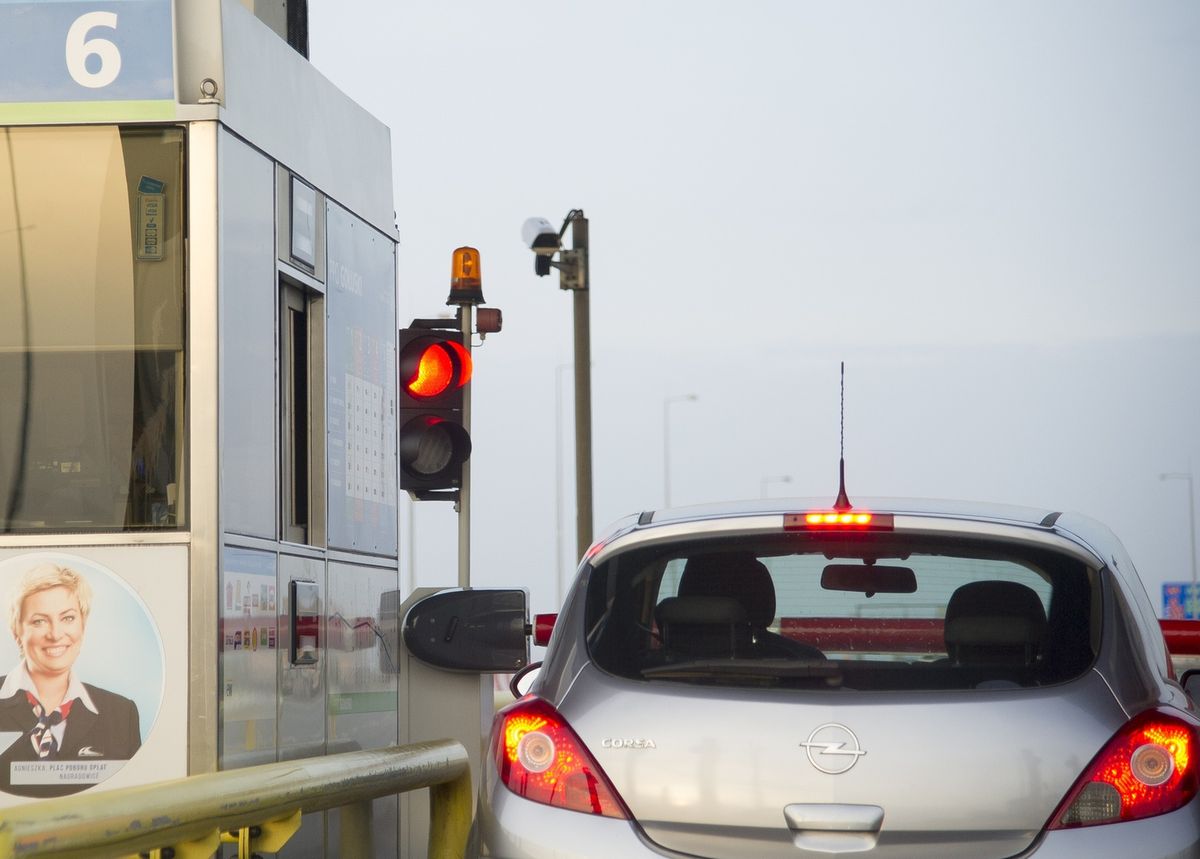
(325, 203), (398, 556)
(218, 547), (278, 770)
(326, 560), (400, 852)
(218, 131), (278, 540)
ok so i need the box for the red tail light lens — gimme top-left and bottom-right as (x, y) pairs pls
(491, 697), (628, 819)
(1049, 708), (1199, 829)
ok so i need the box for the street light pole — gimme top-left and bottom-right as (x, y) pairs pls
(761, 474), (793, 498)
(663, 394), (698, 508)
(1161, 468), (1198, 591)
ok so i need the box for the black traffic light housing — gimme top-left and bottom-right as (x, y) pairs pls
(399, 320), (472, 500)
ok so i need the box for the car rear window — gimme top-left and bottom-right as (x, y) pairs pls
(584, 532), (1099, 691)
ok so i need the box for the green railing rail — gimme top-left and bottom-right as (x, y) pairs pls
(0, 739), (471, 859)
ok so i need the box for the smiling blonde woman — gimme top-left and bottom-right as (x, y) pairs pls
(0, 563), (141, 798)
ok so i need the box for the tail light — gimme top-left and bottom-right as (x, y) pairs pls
(491, 697), (628, 819)
(1049, 708), (1199, 829)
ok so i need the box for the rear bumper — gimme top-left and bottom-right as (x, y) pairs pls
(1024, 800), (1200, 858)
(477, 781), (677, 859)
(478, 771), (1200, 859)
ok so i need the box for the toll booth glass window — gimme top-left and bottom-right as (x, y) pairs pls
(0, 126), (186, 532)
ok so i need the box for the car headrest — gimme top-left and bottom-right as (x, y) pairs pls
(678, 552), (775, 627)
(944, 580), (1047, 663)
(656, 596), (748, 628)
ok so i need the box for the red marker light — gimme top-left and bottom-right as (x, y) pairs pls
(533, 613), (557, 647)
(786, 511), (894, 531)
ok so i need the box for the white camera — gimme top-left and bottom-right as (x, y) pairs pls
(521, 216), (560, 256)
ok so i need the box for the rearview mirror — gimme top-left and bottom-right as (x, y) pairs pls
(822, 564), (917, 595)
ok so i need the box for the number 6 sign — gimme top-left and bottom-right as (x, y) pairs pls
(66, 12), (123, 90)
(0, 1), (174, 120)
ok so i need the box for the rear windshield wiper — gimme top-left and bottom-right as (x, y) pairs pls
(642, 658), (843, 685)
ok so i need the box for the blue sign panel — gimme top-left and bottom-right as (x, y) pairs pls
(1163, 582), (1200, 620)
(0, 1), (174, 121)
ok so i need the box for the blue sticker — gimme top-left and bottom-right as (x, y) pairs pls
(138, 176), (165, 194)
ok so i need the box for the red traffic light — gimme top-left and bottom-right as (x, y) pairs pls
(399, 325), (472, 498)
(402, 337), (472, 400)
(400, 415), (471, 483)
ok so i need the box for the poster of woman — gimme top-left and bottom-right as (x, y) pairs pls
(0, 555), (163, 799)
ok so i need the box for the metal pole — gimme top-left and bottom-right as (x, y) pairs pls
(407, 499), (415, 594)
(571, 215), (593, 559)
(1161, 469), (1198, 615)
(555, 363), (569, 605)
(1188, 470), (1197, 590)
(663, 398), (671, 508)
(663, 395), (697, 508)
(458, 307), (472, 589)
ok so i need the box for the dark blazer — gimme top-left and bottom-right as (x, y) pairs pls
(0, 678), (141, 799)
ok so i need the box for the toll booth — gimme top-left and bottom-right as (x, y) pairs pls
(0, 3), (497, 856)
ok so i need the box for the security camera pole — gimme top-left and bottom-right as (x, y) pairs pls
(565, 212), (593, 559)
(523, 210), (593, 560)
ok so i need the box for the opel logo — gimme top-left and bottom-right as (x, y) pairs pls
(800, 723), (866, 774)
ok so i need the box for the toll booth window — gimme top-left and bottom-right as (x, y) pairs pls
(0, 126), (186, 532)
(281, 278), (325, 546)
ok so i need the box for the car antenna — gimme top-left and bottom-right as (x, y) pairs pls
(833, 361), (853, 511)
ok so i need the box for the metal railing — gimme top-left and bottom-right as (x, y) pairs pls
(0, 739), (471, 859)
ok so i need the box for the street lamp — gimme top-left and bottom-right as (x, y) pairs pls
(663, 394), (698, 507)
(761, 474), (793, 498)
(1160, 468), (1198, 591)
(523, 211), (592, 559)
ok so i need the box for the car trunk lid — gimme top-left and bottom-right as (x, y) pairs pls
(561, 667), (1126, 859)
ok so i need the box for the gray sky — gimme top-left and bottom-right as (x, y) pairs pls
(307, 2), (1200, 616)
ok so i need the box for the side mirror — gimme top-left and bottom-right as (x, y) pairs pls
(403, 588), (529, 673)
(509, 661), (543, 699)
(822, 564), (917, 596)
(1182, 668), (1200, 702)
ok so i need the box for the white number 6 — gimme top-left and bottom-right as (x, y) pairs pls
(66, 12), (122, 89)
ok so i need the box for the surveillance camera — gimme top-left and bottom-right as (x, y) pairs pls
(521, 216), (560, 256)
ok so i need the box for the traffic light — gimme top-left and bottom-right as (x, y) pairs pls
(398, 324), (472, 499)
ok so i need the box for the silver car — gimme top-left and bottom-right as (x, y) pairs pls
(476, 498), (1200, 858)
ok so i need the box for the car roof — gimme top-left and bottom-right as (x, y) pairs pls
(635, 496), (1058, 528)
(590, 496), (1118, 569)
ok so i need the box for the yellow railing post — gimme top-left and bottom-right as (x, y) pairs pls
(338, 799), (373, 857)
(428, 767), (472, 859)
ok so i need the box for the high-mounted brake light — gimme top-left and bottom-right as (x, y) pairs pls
(785, 512), (894, 531)
(1049, 708), (1199, 829)
(492, 697), (628, 819)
